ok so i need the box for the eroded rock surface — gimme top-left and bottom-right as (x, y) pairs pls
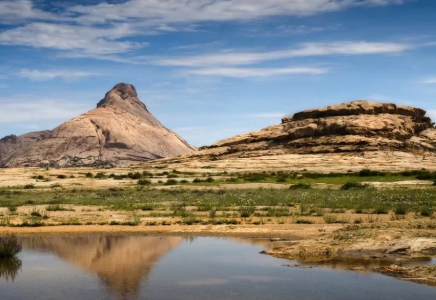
(0, 83), (196, 167)
(189, 100), (436, 160)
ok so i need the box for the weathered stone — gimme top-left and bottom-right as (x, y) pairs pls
(0, 83), (196, 167)
(193, 100), (436, 160)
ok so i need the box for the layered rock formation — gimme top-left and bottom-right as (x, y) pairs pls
(0, 83), (196, 167)
(190, 100), (436, 160)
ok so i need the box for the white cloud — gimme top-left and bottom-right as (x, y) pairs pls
(0, 1), (59, 24)
(244, 112), (286, 119)
(0, 99), (89, 123)
(185, 67), (328, 77)
(0, 22), (145, 54)
(19, 69), (102, 81)
(422, 78), (436, 84)
(155, 41), (411, 67)
(69, 0), (406, 25)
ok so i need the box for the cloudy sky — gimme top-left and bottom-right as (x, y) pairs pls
(1, 0), (436, 146)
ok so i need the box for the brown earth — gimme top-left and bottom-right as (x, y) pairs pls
(0, 83), (195, 168)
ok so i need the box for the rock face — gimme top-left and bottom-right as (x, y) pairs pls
(192, 100), (436, 160)
(0, 83), (196, 167)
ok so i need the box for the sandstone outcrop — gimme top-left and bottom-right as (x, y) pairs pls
(0, 83), (196, 167)
(187, 100), (436, 160)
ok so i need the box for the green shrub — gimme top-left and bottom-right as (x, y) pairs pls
(340, 182), (373, 190)
(23, 184), (35, 189)
(296, 219), (314, 224)
(137, 179), (151, 186)
(359, 169), (385, 177)
(165, 179), (178, 185)
(85, 172), (93, 178)
(289, 183), (311, 190)
(323, 214), (338, 224)
(394, 204), (408, 215)
(239, 206), (255, 218)
(420, 206), (434, 217)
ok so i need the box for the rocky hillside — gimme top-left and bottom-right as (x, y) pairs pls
(190, 100), (436, 160)
(0, 83), (196, 167)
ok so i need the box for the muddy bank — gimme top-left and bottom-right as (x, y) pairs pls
(265, 220), (436, 285)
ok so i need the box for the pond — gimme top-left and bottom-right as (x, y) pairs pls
(0, 235), (435, 300)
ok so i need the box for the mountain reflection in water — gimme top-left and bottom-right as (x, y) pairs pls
(21, 236), (182, 297)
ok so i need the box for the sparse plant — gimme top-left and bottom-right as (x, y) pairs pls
(295, 219), (314, 224)
(137, 179), (151, 186)
(289, 183), (311, 190)
(0, 234), (22, 258)
(341, 182), (373, 190)
(323, 214), (338, 224)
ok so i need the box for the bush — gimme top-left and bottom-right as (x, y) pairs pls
(206, 177), (215, 183)
(295, 219), (314, 224)
(340, 182), (373, 190)
(165, 179), (178, 185)
(420, 206), (434, 217)
(359, 169), (385, 177)
(289, 183), (311, 190)
(57, 174), (66, 179)
(85, 172), (93, 178)
(239, 206), (255, 218)
(137, 179), (151, 186)
(94, 172), (107, 179)
(323, 214), (338, 224)
(23, 184), (35, 189)
(7, 206), (17, 213)
(0, 234), (22, 258)
(394, 204), (408, 215)
(127, 172), (142, 179)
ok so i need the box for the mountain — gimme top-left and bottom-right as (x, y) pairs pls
(0, 83), (196, 167)
(182, 100), (436, 161)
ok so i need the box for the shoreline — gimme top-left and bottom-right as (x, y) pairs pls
(0, 223), (340, 238)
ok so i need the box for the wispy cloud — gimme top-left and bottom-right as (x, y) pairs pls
(185, 67), (328, 77)
(422, 78), (436, 84)
(0, 1), (59, 24)
(19, 69), (102, 81)
(69, 0), (407, 25)
(156, 41), (411, 67)
(0, 98), (89, 123)
(0, 22), (145, 55)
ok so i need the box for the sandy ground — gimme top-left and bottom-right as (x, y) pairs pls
(0, 223), (341, 238)
(149, 151), (436, 173)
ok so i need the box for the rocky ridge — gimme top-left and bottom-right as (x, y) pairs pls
(188, 100), (436, 160)
(0, 83), (196, 167)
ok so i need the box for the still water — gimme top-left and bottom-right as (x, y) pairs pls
(0, 235), (435, 300)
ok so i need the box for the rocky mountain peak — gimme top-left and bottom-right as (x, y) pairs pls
(96, 83), (160, 127)
(0, 83), (195, 167)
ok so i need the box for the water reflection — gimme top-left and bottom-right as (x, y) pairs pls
(0, 257), (22, 281)
(21, 236), (182, 298)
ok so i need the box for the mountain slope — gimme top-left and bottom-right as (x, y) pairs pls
(0, 83), (195, 167)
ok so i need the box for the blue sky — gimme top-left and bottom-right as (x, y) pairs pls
(0, 0), (436, 146)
